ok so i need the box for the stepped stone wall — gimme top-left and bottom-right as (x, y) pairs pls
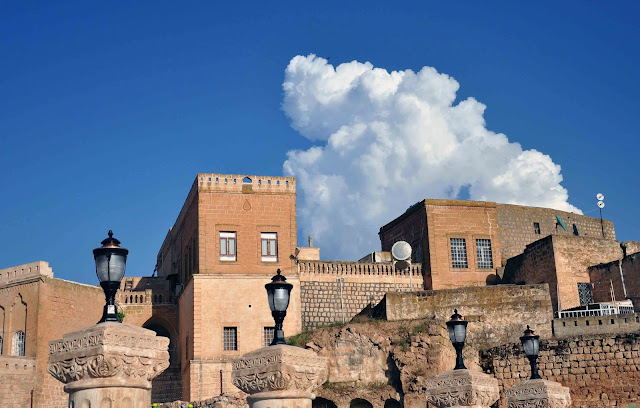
(482, 333), (640, 408)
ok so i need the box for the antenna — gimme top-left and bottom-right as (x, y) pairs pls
(391, 241), (412, 289)
(596, 193), (605, 238)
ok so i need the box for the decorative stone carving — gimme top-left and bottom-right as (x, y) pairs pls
(505, 379), (571, 408)
(425, 369), (499, 408)
(48, 322), (170, 407)
(232, 344), (328, 408)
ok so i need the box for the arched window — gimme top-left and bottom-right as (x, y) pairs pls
(0, 336), (3, 355)
(158, 295), (162, 303)
(12, 331), (25, 356)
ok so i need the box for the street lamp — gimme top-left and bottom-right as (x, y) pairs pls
(520, 325), (542, 379)
(93, 230), (128, 323)
(446, 309), (468, 370)
(265, 269), (293, 345)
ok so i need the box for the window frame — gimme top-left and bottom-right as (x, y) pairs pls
(219, 232), (237, 261)
(261, 232), (278, 262)
(475, 239), (494, 269)
(450, 238), (468, 269)
(12, 331), (25, 356)
(223, 327), (238, 351)
(263, 326), (275, 347)
(533, 222), (541, 235)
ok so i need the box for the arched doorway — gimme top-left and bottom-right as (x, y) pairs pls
(143, 318), (180, 403)
(384, 399), (401, 408)
(313, 398), (337, 408)
(350, 399), (373, 408)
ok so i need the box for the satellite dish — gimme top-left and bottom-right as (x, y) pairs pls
(391, 241), (412, 261)
(395, 259), (410, 271)
(597, 201), (605, 209)
(596, 193), (604, 201)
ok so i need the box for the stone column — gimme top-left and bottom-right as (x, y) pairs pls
(231, 345), (328, 408)
(48, 322), (170, 408)
(505, 379), (571, 408)
(425, 369), (499, 408)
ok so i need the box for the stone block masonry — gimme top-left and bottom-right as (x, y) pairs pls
(481, 333), (640, 407)
(496, 203), (616, 262)
(299, 261), (423, 330)
(0, 356), (36, 408)
(378, 284), (554, 348)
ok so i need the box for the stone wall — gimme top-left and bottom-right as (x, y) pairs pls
(0, 261), (52, 286)
(35, 278), (104, 408)
(481, 333), (640, 407)
(298, 261), (423, 330)
(0, 356), (36, 408)
(589, 252), (640, 304)
(552, 313), (640, 338)
(496, 203), (616, 262)
(376, 285), (554, 348)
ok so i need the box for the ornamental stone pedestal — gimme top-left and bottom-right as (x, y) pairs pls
(48, 322), (170, 408)
(231, 345), (328, 408)
(505, 379), (571, 408)
(425, 369), (500, 408)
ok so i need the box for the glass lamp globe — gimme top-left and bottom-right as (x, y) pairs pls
(93, 230), (129, 283)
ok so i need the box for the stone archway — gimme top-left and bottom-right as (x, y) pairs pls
(350, 398), (373, 408)
(142, 317), (180, 403)
(384, 399), (401, 408)
(313, 397), (338, 408)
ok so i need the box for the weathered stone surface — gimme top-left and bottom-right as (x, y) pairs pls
(232, 345), (328, 408)
(425, 369), (499, 408)
(48, 322), (170, 407)
(505, 379), (570, 408)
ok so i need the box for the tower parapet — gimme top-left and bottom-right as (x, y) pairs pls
(197, 173), (296, 195)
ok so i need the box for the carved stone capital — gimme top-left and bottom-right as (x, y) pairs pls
(425, 369), (500, 408)
(231, 345), (328, 397)
(505, 379), (571, 408)
(47, 322), (170, 392)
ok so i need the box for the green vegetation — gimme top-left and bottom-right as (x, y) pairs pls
(411, 322), (428, 335)
(287, 330), (313, 348)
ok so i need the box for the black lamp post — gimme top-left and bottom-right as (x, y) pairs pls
(446, 309), (468, 370)
(93, 230), (128, 323)
(265, 269), (293, 345)
(520, 325), (542, 379)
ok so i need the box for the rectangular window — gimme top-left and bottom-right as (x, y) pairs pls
(261, 233), (278, 262)
(12, 331), (25, 356)
(476, 239), (494, 269)
(223, 327), (237, 351)
(450, 238), (468, 269)
(577, 282), (593, 306)
(220, 232), (237, 261)
(533, 222), (541, 235)
(263, 327), (275, 347)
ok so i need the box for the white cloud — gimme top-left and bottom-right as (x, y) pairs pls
(283, 54), (581, 260)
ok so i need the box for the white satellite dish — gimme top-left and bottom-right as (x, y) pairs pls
(597, 201), (605, 209)
(391, 241), (412, 261)
(596, 193), (605, 201)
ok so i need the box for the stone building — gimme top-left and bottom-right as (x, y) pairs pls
(378, 198), (626, 312)
(3, 173), (640, 407)
(0, 261), (104, 408)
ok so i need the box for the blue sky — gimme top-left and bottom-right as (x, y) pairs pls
(1, 1), (638, 284)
